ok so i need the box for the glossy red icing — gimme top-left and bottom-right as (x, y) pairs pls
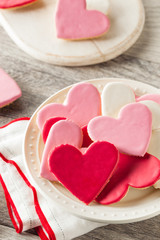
(96, 153), (160, 205)
(49, 141), (119, 204)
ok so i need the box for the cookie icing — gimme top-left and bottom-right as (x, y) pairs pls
(0, 0), (37, 8)
(88, 103), (152, 156)
(37, 83), (101, 131)
(102, 82), (135, 118)
(139, 100), (160, 130)
(49, 141), (119, 204)
(55, 0), (110, 40)
(42, 117), (66, 143)
(137, 94), (160, 105)
(40, 120), (83, 181)
(96, 152), (160, 205)
(0, 68), (22, 108)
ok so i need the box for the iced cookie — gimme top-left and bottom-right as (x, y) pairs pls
(55, 0), (110, 40)
(102, 82), (135, 118)
(88, 103), (152, 156)
(96, 152), (160, 205)
(0, 68), (22, 108)
(37, 82), (101, 131)
(139, 101), (160, 130)
(49, 141), (119, 204)
(0, 0), (37, 9)
(86, 0), (110, 15)
(40, 120), (83, 181)
(137, 94), (160, 105)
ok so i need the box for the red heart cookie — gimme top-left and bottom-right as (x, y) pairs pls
(88, 103), (152, 156)
(55, 0), (110, 40)
(49, 141), (119, 204)
(0, 0), (37, 9)
(37, 83), (101, 131)
(96, 152), (160, 205)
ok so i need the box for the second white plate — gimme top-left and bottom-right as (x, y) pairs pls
(0, 0), (145, 66)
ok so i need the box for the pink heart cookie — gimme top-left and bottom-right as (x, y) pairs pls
(96, 152), (160, 205)
(37, 83), (101, 131)
(49, 141), (119, 204)
(55, 0), (110, 40)
(40, 120), (83, 181)
(0, 68), (22, 108)
(88, 103), (152, 156)
(137, 94), (160, 105)
(0, 0), (37, 9)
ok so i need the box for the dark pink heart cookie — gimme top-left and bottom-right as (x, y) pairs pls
(96, 152), (160, 205)
(49, 141), (119, 204)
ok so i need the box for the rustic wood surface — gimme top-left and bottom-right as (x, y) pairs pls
(0, 0), (160, 239)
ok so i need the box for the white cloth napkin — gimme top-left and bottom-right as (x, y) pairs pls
(0, 118), (105, 240)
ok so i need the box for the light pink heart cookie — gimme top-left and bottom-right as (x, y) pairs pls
(0, 68), (22, 108)
(88, 103), (152, 156)
(40, 120), (83, 181)
(137, 94), (160, 105)
(37, 83), (101, 131)
(55, 0), (110, 40)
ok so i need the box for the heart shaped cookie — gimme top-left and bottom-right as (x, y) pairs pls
(40, 120), (83, 181)
(101, 82), (136, 118)
(88, 103), (152, 156)
(49, 141), (119, 204)
(0, 68), (22, 108)
(0, 0), (37, 9)
(96, 152), (160, 205)
(55, 0), (110, 40)
(37, 83), (101, 131)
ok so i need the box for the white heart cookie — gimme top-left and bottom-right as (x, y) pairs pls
(86, 0), (110, 15)
(139, 101), (160, 130)
(102, 82), (135, 118)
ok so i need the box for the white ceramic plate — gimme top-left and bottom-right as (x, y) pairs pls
(23, 78), (160, 223)
(0, 0), (145, 66)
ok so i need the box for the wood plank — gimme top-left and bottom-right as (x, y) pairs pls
(0, 225), (39, 240)
(126, 0), (160, 63)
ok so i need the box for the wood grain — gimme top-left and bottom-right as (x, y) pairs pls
(126, 0), (160, 63)
(0, 0), (160, 239)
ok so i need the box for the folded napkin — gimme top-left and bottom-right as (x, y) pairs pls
(0, 118), (105, 240)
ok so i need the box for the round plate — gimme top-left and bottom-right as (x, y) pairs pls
(23, 78), (160, 223)
(0, 0), (144, 66)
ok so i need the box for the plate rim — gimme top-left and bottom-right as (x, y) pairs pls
(23, 78), (160, 223)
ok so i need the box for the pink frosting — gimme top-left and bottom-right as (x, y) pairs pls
(96, 152), (160, 205)
(137, 94), (160, 105)
(55, 0), (110, 40)
(0, 0), (37, 8)
(88, 103), (152, 156)
(40, 120), (83, 181)
(37, 83), (101, 131)
(0, 68), (22, 108)
(49, 141), (119, 205)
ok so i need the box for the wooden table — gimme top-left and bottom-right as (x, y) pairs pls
(0, 0), (160, 239)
